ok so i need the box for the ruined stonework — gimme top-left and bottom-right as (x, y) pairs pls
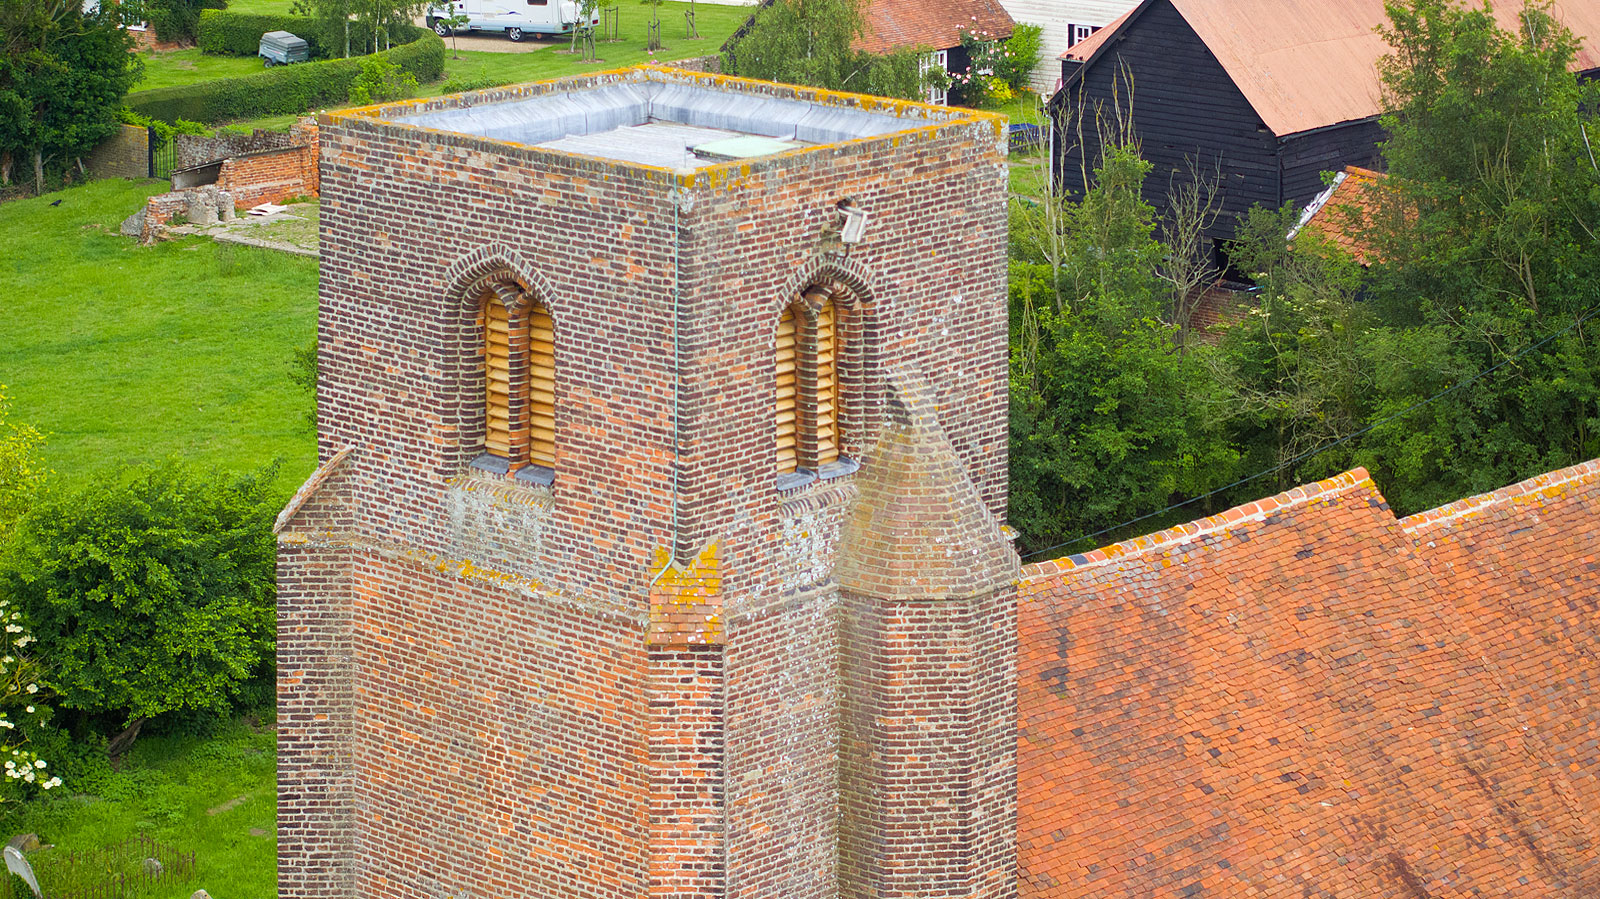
(277, 66), (1014, 899)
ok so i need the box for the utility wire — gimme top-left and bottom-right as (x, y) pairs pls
(1019, 302), (1600, 563)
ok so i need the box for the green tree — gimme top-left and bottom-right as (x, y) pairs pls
(1213, 206), (1373, 492)
(1009, 142), (1236, 557)
(0, 0), (139, 194)
(1372, 0), (1600, 320)
(1343, 0), (1600, 511)
(721, 0), (927, 100)
(294, 0), (423, 57)
(0, 465), (280, 736)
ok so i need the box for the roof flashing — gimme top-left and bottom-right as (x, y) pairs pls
(382, 71), (954, 170)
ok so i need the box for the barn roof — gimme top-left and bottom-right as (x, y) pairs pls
(1061, 0), (1600, 136)
(1016, 459), (1600, 896)
(855, 0), (1016, 55)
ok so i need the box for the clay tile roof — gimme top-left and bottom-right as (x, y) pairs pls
(854, 0), (1015, 56)
(1288, 165), (1387, 264)
(1061, 0), (1600, 136)
(1016, 459), (1600, 897)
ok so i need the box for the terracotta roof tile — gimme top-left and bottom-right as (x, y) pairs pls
(1018, 458), (1600, 896)
(1289, 165), (1388, 265)
(854, 0), (1015, 56)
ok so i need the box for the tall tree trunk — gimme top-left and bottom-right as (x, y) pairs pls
(33, 147), (44, 196)
(344, 17), (350, 57)
(1, 150), (11, 187)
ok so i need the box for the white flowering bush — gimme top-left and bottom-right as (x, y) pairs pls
(0, 599), (60, 800)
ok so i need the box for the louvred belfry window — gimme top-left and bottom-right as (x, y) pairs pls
(811, 299), (839, 467)
(776, 306), (798, 474)
(484, 297), (515, 458)
(528, 303), (556, 469)
(479, 286), (556, 479)
(776, 284), (849, 479)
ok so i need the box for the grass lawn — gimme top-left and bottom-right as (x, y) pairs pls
(132, 48), (266, 93)
(0, 719), (276, 899)
(0, 179), (317, 488)
(226, 0), (752, 131)
(222, 0), (298, 14)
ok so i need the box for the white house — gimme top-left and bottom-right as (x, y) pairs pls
(995, 0), (1137, 94)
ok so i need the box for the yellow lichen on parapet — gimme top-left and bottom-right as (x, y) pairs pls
(325, 64), (1006, 187)
(648, 542), (724, 647)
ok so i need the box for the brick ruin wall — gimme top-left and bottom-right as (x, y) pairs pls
(282, 90), (1008, 899)
(85, 124), (149, 180)
(176, 129), (300, 171)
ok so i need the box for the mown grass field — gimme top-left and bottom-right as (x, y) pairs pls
(132, 48), (266, 93)
(0, 720), (278, 899)
(0, 179), (317, 487)
(227, 0), (754, 130)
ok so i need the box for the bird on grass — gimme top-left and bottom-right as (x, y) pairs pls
(49, 200), (61, 206)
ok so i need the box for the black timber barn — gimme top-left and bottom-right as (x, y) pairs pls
(1050, 0), (1600, 244)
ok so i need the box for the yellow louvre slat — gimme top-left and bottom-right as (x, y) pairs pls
(815, 300), (839, 464)
(484, 294), (512, 457)
(775, 305), (798, 474)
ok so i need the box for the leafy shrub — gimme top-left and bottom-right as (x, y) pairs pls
(0, 389), (46, 547)
(197, 10), (325, 57)
(997, 23), (1042, 92)
(146, 0), (228, 43)
(0, 464), (281, 727)
(125, 29), (444, 123)
(348, 54), (417, 105)
(115, 108), (211, 149)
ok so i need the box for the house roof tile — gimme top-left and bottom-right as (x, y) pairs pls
(855, 0), (1015, 56)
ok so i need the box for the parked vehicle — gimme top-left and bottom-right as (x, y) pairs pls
(259, 30), (310, 66)
(427, 0), (599, 42)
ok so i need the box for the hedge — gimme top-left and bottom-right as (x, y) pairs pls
(197, 10), (326, 58)
(197, 9), (399, 60)
(127, 29), (445, 125)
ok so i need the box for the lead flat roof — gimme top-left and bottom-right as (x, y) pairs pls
(392, 80), (914, 170)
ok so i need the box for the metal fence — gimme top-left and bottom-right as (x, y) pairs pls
(0, 835), (196, 899)
(147, 129), (179, 180)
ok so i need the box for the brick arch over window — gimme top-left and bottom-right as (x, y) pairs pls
(772, 260), (884, 484)
(442, 250), (561, 483)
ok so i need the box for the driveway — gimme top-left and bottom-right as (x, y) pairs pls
(412, 17), (577, 53)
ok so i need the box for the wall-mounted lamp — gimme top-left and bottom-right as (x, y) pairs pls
(838, 198), (869, 246)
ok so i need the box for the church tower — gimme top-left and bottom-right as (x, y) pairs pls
(275, 66), (1016, 899)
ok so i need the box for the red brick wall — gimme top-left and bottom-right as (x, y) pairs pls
(281, 68), (1012, 899)
(217, 143), (316, 210)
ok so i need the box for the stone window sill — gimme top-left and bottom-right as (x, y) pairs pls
(776, 457), (859, 493)
(470, 453), (555, 488)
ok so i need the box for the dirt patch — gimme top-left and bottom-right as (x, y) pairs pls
(207, 794), (252, 817)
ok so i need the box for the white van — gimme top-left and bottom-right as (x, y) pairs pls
(427, 0), (598, 41)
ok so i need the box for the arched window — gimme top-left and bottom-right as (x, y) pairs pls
(776, 283), (851, 483)
(478, 284), (555, 485)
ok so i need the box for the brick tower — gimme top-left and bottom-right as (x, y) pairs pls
(275, 67), (1016, 899)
